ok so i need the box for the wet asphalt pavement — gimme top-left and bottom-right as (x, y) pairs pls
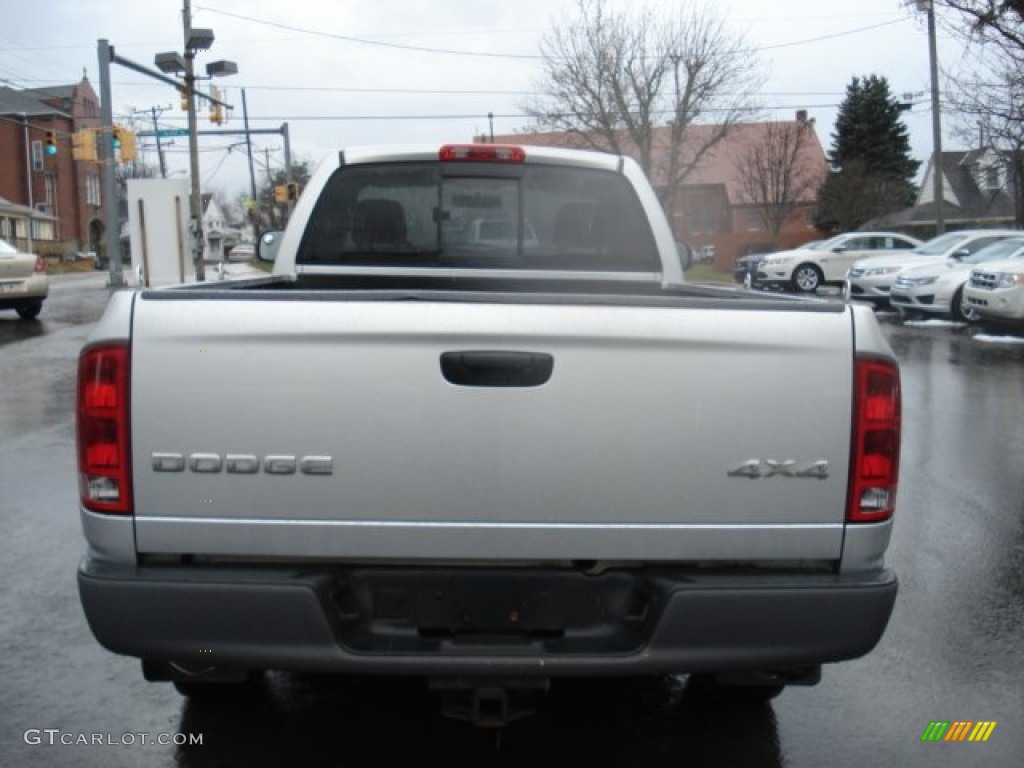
(1, 275), (1022, 767)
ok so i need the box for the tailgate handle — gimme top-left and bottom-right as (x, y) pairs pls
(440, 351), (553, 388)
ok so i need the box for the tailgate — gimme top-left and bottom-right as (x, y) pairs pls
(131, 296), (854, 562)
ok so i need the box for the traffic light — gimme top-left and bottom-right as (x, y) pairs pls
(209, 86), (225, 125)
(273, 185), (288, 204)
(108, 125), (136, 163)
(286, 182), (299, 202)
(180, 88), (190, 111)
(117, 126), (137, 162)
(45, 131), (57, 155)
(72, 129), (98, 162)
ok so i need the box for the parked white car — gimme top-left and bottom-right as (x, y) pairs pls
(846, 229), (1021, 306)
(756, 232), (921, 293)
(889, 237), (1024, 322)
(0, 237), (48, 320)
(963, 253), (1024, 331)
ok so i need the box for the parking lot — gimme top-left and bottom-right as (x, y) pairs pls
(1, 275), (1022, 767)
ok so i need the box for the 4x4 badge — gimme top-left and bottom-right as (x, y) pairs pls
(727, 459), (830, 479)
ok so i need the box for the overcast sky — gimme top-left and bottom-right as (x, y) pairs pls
(1, 0), (969, 201)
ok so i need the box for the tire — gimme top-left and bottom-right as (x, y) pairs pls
(791, 263), (823, 293)
(951, 286), (979, 323)
(16, 301), (42, 320)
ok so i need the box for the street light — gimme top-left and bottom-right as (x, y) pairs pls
(154, 52), (186, 74)
(186, 28), (215, 52)
(154, 1), (236, 281)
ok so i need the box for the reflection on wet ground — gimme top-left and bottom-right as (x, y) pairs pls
(170, 674), (783, 768)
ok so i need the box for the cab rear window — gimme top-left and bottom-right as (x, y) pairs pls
(297, 162), (660, 272)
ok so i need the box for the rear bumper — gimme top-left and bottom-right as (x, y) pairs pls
(79, 558), (897, 677)
(0, 274), (47, 309)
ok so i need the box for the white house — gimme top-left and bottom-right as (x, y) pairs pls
(201, 196), (243, 261)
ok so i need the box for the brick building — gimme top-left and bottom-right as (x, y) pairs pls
(0, 77), (106, 259)
(484, 115), (827, 271)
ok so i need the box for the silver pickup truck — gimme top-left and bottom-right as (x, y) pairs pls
(77, 143), (900, 722)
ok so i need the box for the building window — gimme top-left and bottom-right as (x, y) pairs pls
(686, 205), (701, 233)
(87, 175), (101, 207)
(704, 205), (719, 233)
(31, 141), (43, 172)
(44, 175), (56, 207)
(984, 165), (1001, 189)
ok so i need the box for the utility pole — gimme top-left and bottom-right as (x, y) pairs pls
(182, 0), (205, 280)
(148, 106), (168, 178)
(98, 39), (124, 287)
(921, 0), (945, 234)
(239, 90), (256, 207)
(264, 146), (274, 227)
(21, 115), (35, 253)
(282, 123), (294, 218)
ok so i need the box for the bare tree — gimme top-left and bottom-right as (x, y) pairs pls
(934, 1), (1024, 53)
(734, 121), (823, 246)
(526, 0), (762, 213)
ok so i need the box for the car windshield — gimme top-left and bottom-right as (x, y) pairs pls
(807, 237), (842, 251)
(916, 232), (969, 255)
(961, 238), (1024, 264)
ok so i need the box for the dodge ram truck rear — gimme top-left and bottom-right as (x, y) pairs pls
(77, 143), (899, 720)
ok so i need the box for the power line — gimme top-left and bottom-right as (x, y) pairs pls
(194, 5), (914, 61)
(195, 5), (544, 60)
(146, 104), (848, 124)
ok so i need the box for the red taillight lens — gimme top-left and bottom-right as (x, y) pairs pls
(439, 144), (526, 163)
(77, 344), (133, 514)
(34, 255), (47, 274)
(847, 358), (901, 523)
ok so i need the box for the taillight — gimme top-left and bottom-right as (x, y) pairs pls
(847, 357), (900, 523)
(34, 255), (47, 274)
(439, 144), (526, 163)
(77, 343), (133, 514)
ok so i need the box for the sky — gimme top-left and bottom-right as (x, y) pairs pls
(0, 0), (972, 203)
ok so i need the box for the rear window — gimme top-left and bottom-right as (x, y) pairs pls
(297, 162), (660, 272)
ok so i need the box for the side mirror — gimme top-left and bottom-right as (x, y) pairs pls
(832, 245), (847, 253)
(951, 248), (971, 260)
(256, 230), (283, 262)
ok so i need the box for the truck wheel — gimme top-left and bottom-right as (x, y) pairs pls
(951, 286), (978, 323)
(16, 302), (42, 320)
(791, 264), (823, 293)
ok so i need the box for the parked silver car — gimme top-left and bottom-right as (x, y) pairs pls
(846, 229), (1021, 306)
(890, 236), (1024, 322)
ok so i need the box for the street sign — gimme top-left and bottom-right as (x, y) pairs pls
(155, 128), (189, 137)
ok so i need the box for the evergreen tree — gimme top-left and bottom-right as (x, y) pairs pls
(814, 75), (919, 232)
